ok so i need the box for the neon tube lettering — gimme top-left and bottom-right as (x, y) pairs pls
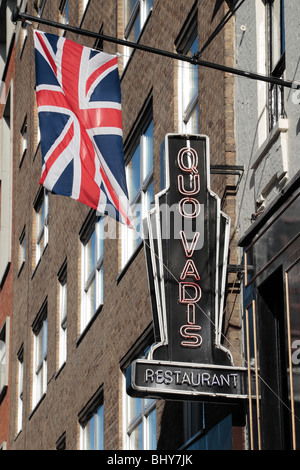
(180, 325), (202, 347)
(177, 174), (200, 195)
(180, 259), (200, 280)
(177, 147), (198, 174)
(177, 146), (202, 349)
(179, 230), (200, 258)
(179, 197), (201, 218)
(179, 282), (202, 304)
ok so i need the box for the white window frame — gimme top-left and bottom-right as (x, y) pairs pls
(121, 116), (153, 269)
(34, 189), (49, 267)
(266, 0), (286, 131)
(178, 31), (199, 134)
(17, 346), (24, 435)
(33, 0), (47, 17)
(122, 335), (156, 450)
(80, 215), (104, 332)
(58, 261), (67, 369)
(32, 305), (47, 409)
(0, 318), (10, 400)
(123, 384), (156, 450)
(20, 5), (28, 57)
(79, 388), (104, 450)
(18, 227), (26, 274)
(20, 116), (27, 164)
(123, 0), (153, 67)
(59, 0), (69, 24)
(80, 404), (104, 450)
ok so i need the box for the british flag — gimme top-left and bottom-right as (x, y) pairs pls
(34, 30), (132, 227)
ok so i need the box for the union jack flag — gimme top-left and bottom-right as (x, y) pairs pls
(34, 30), (132, 227)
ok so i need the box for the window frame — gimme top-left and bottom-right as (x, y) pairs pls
(0, 317), (10, 402)
(79, 387), (104, 450)
(33, 188), (49, 268)
(176, 8), (199, 134)
(121, 102), (153, 270)
(80, 212), (104, 333)
(121, 326), (156, 450)
(266, 0), (286, 131)
(124, 391), (156, 450)
(20, 116), (27, 167)
(59, 0), (69, 25)
(57, 260), (67, 370)
(32, 301), (48, 409)
(18, 227), (26, 275)
(16, 345), (24, 435)
(123, 0), (153, 67)
(33, 0), (47, 17)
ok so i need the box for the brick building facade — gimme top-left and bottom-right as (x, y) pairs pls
(5, 0), (247, 450)
(0, 0), (15, 450)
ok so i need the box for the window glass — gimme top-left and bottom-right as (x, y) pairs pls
(81, 216), (104, 331)
(267, 0), (285, 130)
(58, 263), (67, 368)
(122, 118), (153, 268)
(33, 315), (47, 408)
(35, 190), (49, 266)
(123, 341), (156, 450)
(81, 404), (104, 450)
(123, 0), (153, 67)
(178, 29), (199, 133)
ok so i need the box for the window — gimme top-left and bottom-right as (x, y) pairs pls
(0, 318), (10, 402)
(94, 25), (104, 52)
(59, 0), (69, 35)
(121, 111), (153, 268)
(123, 0), (153, 66)
(176, 6), (198, 133)
(20, 117), (27, 166)
(183, 402), (204, 445)
(80, 0), (89, 20)
(20, 5), (28, 56)
(0, 88), (13, 285)
(267, 0), (286, 130)
(56, 432), (66, 450)
(33, 189), (49, 267)
(59, 0), (69, 25)
(17, 346), (24, 435)
(79, 388), (104, 450)
(122, 330), (156, 450)
(18, 227), (26, 274)
(34, 121), (41, 159)
(58, 261), (67, 369)
(80, 213), (104, 332)
(125, 394), (156, 450)
(32, 302), (47, 409)
(33, 0), (46, 17)
(180, 403), (232, 450)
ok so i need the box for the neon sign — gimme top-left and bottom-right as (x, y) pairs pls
(127, 134), (248, 401)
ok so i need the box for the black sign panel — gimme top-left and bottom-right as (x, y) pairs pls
(127, 360), (248, 403)
(129, 134), (247, 401)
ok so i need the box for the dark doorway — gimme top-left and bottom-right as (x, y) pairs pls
(257, 268), (291, 449)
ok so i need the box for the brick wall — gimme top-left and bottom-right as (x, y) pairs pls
(8, 0), (241, 450)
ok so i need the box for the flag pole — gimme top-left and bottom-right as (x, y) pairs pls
(11, 7), (299, 90)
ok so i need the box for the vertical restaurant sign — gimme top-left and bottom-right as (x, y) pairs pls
(127, 134), (248, 402)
